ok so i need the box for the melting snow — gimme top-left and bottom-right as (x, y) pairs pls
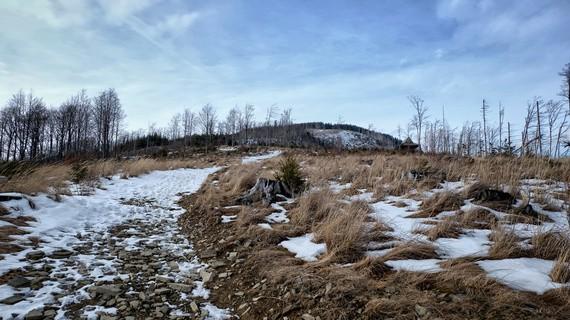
(385, 259), (444, 273)
(279, 233), (327, 262)
(477, 258), (566, 294)
(241, 150), (282, 164)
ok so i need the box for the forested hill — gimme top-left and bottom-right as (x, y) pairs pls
(241, 122), (400, 150)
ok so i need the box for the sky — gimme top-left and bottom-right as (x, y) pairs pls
(0, 0), (569, 137)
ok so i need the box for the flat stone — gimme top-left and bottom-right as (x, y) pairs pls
(0, 295), (25, 305)
(89, 285), (122, 296)
(201, 250), (217, 259)
(228, 252), (238, 261)
(301, 314), (315, 320)
(167, 283), (194, 293)
(24, 309), (43, 320)
(210, 260), (226, 268)
(200, 270), (213, 283)
(26, 250), (45, 260)
(154, 288), (171, 295)
(50, 249), (74, 259)
(8, 276), (31, 288)
(129, 300), (141, 309)
(190, 301), (200, 313)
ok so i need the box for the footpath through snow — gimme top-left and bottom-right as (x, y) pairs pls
(0, 167), (231, 319)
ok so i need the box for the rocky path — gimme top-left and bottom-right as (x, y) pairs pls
(0, 168), (230, 320)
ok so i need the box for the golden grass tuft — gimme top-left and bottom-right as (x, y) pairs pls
(488, 226), (526, 259)
(409, 191), (464, 218)
(314, 201), (370, 263)
(550, 251), (570, 283)
(289, 188), (338, 227)
(381, 241), (439, 261)
(531, 231), (570, 260)
(422, 219), (463, 241)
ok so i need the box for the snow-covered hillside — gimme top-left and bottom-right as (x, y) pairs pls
(307, 129), (388, 150)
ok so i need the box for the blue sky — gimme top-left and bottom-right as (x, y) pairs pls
(0, 0), (568, 136)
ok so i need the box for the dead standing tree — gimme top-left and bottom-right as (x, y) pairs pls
(408, 95), (429, 152)
(198, 104), (217, 153)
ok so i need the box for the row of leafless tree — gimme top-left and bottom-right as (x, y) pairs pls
(406, 63), (570, 157)
(0, 89), (123, 161)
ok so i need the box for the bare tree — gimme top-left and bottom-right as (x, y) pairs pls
(546, 100), (564, 156)
(182, 108), (196, 151)
(481, 99), (490, 155)
(93, 88), (123, 158)
(560, 63), (570, 111)
(198, 104), (217, 152)
(408, 95), (429, 151)
(242, 104), (255, 144)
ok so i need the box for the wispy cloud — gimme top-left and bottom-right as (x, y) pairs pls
(0, 0), (568, 133)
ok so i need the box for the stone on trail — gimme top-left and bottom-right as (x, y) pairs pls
(25, 250), (45, 260)
(89, 285), (122, 297)
(50, 249), (74, 259)
(24, 309), (44, 320)
(167, 282), (194, 293)
(8, 276), (31, 288)
(0, 295), (25, 305)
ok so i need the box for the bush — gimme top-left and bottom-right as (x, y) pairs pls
(70, 162), (88, 183)
(274, 155), (304, 194)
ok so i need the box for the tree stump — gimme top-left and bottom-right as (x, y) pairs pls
(237, 178), (292, 206)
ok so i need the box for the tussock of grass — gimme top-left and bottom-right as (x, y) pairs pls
(290, 188), (338, 227)
(550, 251), (570, 283)
(314, 201), (370, 263)
(421, 219), (463, 241)
(381, 241), (439, 261)
(531, 231), (570, 260)
(488, 226), (526, 259)
(409, 191), (464, 218)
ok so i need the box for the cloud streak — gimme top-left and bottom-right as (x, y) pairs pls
(0, 0), (568, 134)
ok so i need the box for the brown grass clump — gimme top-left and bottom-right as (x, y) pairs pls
(236, 206), (269, 227)
(0, 204), (8, 216)
(381, 241), (439, 261)
(550, 251), (570, 283)
(314, 201), (370, 263)
(409, 191), (464, 218)
(220, 163), (261, 194)
(420, 219), (463, 241)
(119, 159), (196, 178)
(352, 256), (391, 278)
(531, 231), (570, 260)
(488, 226), (526, 259)
(0, 164), (70, 195)
(289, 188), (338, 227)
(448, 207), (498, 229)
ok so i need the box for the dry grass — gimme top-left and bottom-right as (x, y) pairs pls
(550, 251), (570, 283)
(0, 158), (214, 196)
(409, 191), (464, 218)
(531, 231), (570, 260)
(289, 188), (339, 227)
(0, 163), (70, 195)
(417, 219), (463, 241)
(488, 226), (526, 259)
(0, 204), (8, 215)
(381, 241), (439, 261)
(314, 201), (370, 263)
(451, 207), (498, 229)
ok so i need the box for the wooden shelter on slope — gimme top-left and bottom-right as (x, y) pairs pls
(399, 137), (419, 153)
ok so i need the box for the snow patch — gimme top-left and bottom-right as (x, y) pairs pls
(279, 233), (327, 262)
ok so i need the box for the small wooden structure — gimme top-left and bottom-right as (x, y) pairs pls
(399, 137), (419, 153)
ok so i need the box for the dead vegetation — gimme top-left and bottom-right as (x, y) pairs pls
(411, 191), (464, 218)
(0, 157), (231, 196)
(177, 150), (570, 319)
